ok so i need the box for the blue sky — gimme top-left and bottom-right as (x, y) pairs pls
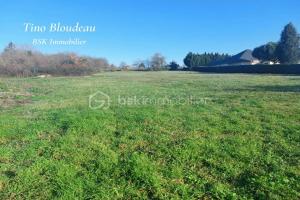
(0, 0), (299, 65)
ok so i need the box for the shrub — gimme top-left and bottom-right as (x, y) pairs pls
(0, 43), (111, 76)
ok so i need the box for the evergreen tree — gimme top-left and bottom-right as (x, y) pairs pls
(253, 42), (278, 62)
(183, 52), (193, 69)
(168, 61), (180, 71)
(183, 52), (230, 68)
(277, 23), (300, 64)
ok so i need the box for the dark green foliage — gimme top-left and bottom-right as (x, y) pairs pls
(192, 64), (300, 74)
(183, 52), (230, 68)
(253, 42), (278, 62)
(277, 23), (300, 64)
(168, 61), (180, 71)
(183, 52), (193, 69)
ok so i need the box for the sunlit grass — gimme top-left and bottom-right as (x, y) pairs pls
(0, 72), (299, 199)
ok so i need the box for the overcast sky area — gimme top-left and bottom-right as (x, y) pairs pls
(0, 0), (299, 65)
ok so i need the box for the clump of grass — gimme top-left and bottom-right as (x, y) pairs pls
(0, 82), (8, 92)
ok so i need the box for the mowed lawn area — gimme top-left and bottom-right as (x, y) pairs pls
(0, 72), (299, 199)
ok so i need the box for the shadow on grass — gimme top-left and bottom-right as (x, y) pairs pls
(250, 85), (300, 92)
(3, 170), (16, 178)
(228, 85), (300, 93)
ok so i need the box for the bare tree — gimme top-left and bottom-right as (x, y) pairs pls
(150, 53), (166, 71)
(4, 42), (16, 53)
(133, 60), (147, 71)
(0, 42), (111, 76)
(119, 62), (129, 71)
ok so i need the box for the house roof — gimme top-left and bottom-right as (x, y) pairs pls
(210, 49), (259, 66)
(231, 49), (258, 62)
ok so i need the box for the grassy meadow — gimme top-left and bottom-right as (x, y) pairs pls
(0, 71), (299, 199)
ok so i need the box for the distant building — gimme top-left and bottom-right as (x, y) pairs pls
(262, 61), (280, 65)
(212, 49), (260, 66)
(262, 61), (273, 65)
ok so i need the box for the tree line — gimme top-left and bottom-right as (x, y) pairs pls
(123, 53), (180, 71)
(183, 23), (300, 68)
(183, 52), (230, 69)
(136, 23), (300, 71)
(0, 43), (110, 76)
(1, 23), (299, 76)
(0, 45), (179, 76)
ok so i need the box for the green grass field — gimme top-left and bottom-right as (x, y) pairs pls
(0, 72), (299, 199)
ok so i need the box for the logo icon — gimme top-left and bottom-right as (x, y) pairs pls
(89, 91), (111, 110)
